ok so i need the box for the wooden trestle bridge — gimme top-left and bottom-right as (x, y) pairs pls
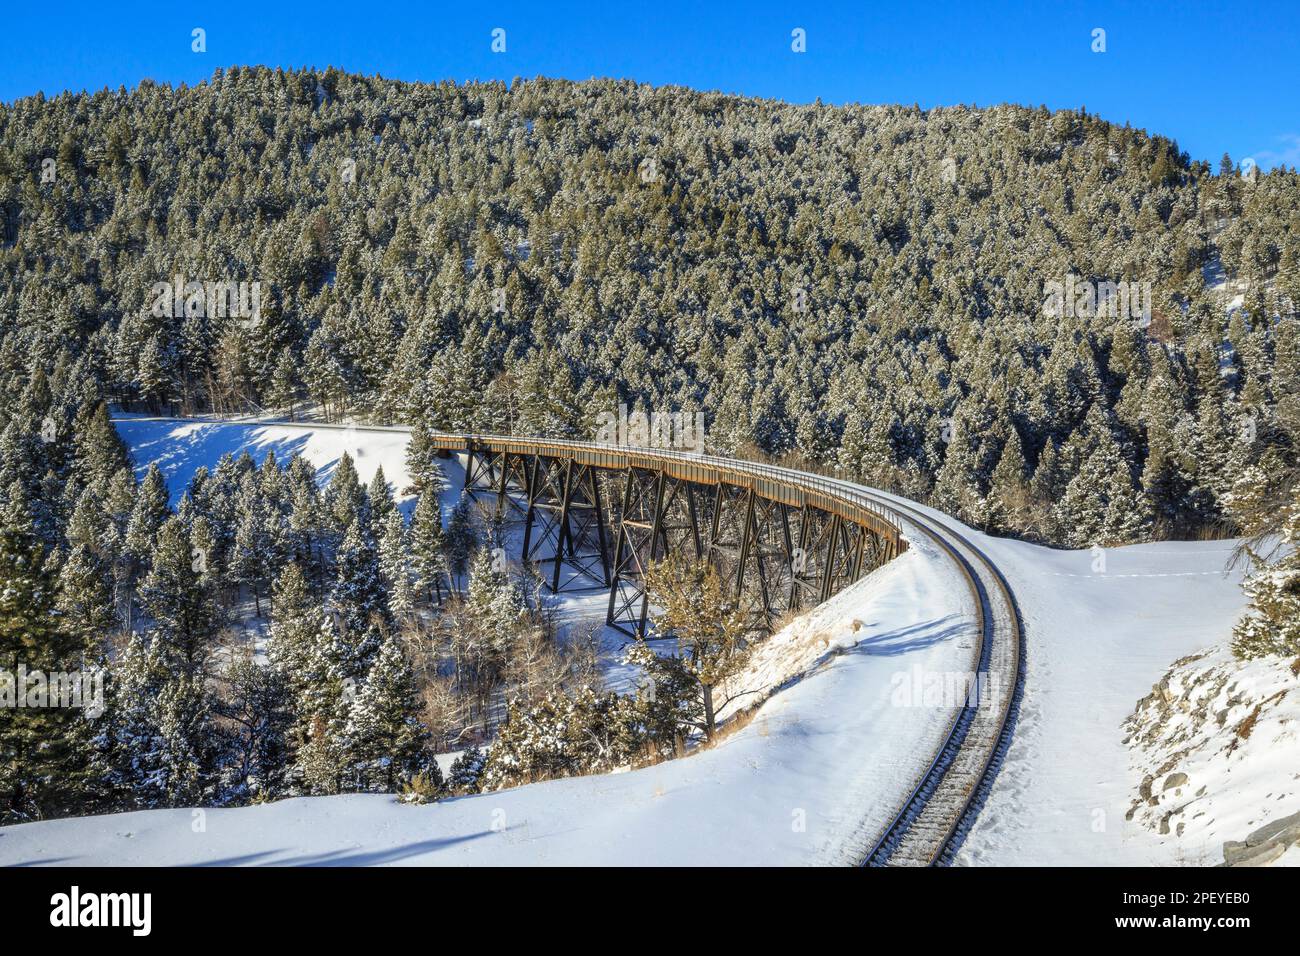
(428, 434), (909, 637)
(116, 417), (1020, 866)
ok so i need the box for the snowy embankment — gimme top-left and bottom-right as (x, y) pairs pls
(112, 415), (418, 509)
(1125, 644), (1300, 866)
(0, 418), (982, 866)
(839, 491), (1271, 866)
(0, 541), (978, 866)
(956, 533), (1255, 865)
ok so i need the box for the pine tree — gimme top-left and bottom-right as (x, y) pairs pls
(405, 420), (450, 497)
(0, 507), (96, 821)
(367, 465), (395, 528)
(138, 516), (219, 675)
(332, 519), (387, 651)
(99, 635), (169, 808)
(124, 463), (169, 571)
(303, 327), (349, 421)
(72, 402), (130, 488)
(466, 545), (524, 639)
(230, 474), (272, 616)
(378, 510), (416, 621)
(344, 637), (433, 793)
(1053, 430), (1152, 548)
(136, 333), (176, 413)
(267, 347), (300, 419)
(284, 610), (353, 796)
(97, 638), (218, 809)
(985, 428), (1029, 535)
(444, 494), (477, 591)
(152, 672), (217, 807)
(1099, 453), (1155, 544)
(285, 456), (324, 580)
(215, 655), (293, 804)
(932, 425), (983, 526)
(409, 490), (449, 603)
(446, 744), (486, 794)
(323, 452), (367, 537)
(480, 686), (644, 790)
(1232, 486), (1300, 659)
(267, 563), (320, 683)
(55, 542), (118, 649)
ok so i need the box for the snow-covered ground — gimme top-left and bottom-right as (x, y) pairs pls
(0, 537), (980, 866)
(1125, 642), (1300, 866)
(4, 418), (1277, 866)
(803, 490), (1266, 866)
(955, 535), (1250, 865)
(113, 415), (420, 510)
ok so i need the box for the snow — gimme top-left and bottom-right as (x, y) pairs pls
(112, 416), (420, 510)
(6, 420), (1279, 866)
(805, 490), (1263, 865)
(1124, 642), (1300, 864)
(861, 491), (1258, 865)
(953, 533), (1250, 865)
(0, 538), (981, 866)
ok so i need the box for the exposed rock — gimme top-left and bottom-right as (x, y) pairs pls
(1162, 772), (1188, 791)
(1222, 839), (1248, 861)
(1221, 810), (1300, 866)
(1128, 642), (1300, 863)
(1222, 840), (1288, 867)
(1139, 775), (1153, 801)
(1243, 809), (1300, 847)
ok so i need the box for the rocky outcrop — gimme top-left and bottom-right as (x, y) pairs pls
(1221, 810), (1300, 867)
(1124, 642), (1299, 865)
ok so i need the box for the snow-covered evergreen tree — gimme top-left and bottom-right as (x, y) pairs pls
(344, 637), (433, 793)
(378, 510), (416, 621)
(1232, 486), (1300, 659)
(138, 516), (219, 674)
(409, 489), (448, 603)
(215, 656), (293, 804)
(0, 506), (97, 821)
(332, 519), (387, 656)
(446, 745), (486, 794)
(124, 463), (168, 570)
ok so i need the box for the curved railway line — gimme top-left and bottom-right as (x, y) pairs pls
(850, 492), (1024, 866)
(121, 416), (1024, 866)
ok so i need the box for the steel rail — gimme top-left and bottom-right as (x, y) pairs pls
(847, 492), (1023, 866)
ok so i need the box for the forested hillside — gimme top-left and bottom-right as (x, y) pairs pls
(2, 69), (1299, 822)
(3, 69), (1299, 543)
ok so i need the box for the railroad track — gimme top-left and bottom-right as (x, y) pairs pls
(120, 415), (1022, 864)
(848, 490), (1024, 867)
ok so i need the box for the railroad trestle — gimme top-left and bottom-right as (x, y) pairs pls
(440, 437), (907, 638)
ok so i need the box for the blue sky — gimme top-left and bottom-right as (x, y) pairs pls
(2, 0), (1297, 169)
